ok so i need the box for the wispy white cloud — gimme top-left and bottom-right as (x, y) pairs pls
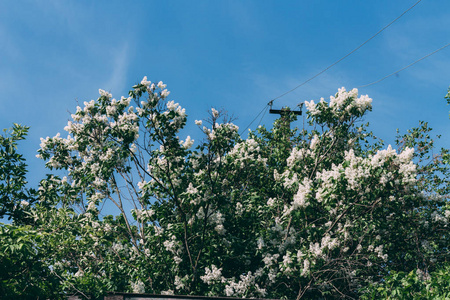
(102, 42), (130, 96)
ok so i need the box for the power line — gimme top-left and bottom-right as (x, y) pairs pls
(242, 0), (423, 135)
(242, 42), (449, 134)
(257, 105), (269, 128)
(358, 43), (450, 88)
(240, 105), (269, 135)
(269, 0), (423, 103)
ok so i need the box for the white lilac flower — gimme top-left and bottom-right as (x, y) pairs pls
(215, 224), (226, 235)
(200, 265), (223, 285)
(182, 136), (194, 149)
(310, 134), (319, 150)
(87, 201), (97, 211)
(257, 237), (265, 250)
(211, 108), (219, 118)
(106, 105), (116, 116)
(157, 81), (166, 89)
(174, 276), (186, 290)
(305, 100), (319, 115)
(166, 100), (179, 111)
(74, 270), (84, 278)
(236, 202), (244, 215)
(131, 280), (145, 293)
(141, 76), (151, 87)
(186, 183), (198, 195)
(301, 259), (310, 276)
(292, 178), (312, 209)
(99, 89), (112, 99)
(161, 89), (170, 97)
(137, 180), (147, 190)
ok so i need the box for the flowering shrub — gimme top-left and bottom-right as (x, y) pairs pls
(0, 124), (36, 222)
(361, 264), (450, 300)
(3, 79), (449, 299)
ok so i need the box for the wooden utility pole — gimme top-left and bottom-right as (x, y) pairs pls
(269, 102), (303, 143)
(269, 102), (303, 130)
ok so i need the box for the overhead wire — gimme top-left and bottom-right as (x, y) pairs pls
(240, 105), (269, 135)
(358, 42), (450, 88)
(257, 105), (269, 128)
(268, 0), (423, 103)
(241, 0), (424, 135)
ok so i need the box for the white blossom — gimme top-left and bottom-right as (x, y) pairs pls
(310, 135), (319, 150)
(211, 108), (219, 118)
(157, 81), (167, 89)
(182, 135), (194, 149)
(99, 89), (112, 99)
(292, 177), (312, 209)
(201, 265), (223, 285)
(141, 76), (151, 87)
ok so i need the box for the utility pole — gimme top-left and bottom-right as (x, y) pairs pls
(269, 101), (303, 130)
(268, 101), (303, 143)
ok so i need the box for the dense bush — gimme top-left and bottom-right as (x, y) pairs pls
(1, 80), (449, 299)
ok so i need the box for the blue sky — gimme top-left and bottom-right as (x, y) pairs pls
(1, 0), (449, 187)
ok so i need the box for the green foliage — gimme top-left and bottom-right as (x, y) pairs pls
(0, 224), (62, 299)
(361, 264), (450, 300)
(0, 124), (35, 222)
(1, 82), (450, 299)
(445, 86), (450, 106)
